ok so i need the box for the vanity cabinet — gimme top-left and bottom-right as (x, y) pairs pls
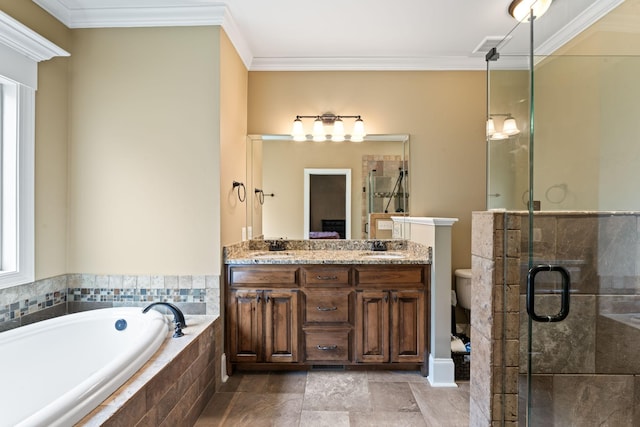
(225, 263), (429, 373)
(227, 266), (300, 364)
(354, 266), (426, 364)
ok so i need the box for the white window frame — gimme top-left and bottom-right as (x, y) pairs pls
(0, 12), (69, 288)
(0, 77), (35, 288)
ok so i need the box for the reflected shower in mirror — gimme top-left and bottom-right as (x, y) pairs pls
(246, 134), (409, 240)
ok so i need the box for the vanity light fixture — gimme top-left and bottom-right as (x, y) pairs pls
(291, 113), (366, 142)
(487, 114), (520, 140)
(508, 0), (553, 21)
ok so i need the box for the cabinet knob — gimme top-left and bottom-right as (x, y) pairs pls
(316, 275), (338, 281)
(317, 344), (338, 351)
(316, 306), (338, 312)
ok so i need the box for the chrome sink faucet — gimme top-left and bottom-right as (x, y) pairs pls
(142, 302), (187, 338)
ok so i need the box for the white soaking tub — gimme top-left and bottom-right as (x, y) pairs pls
(0, 307), (169, 427)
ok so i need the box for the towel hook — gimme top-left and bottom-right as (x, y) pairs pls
(232, 181), (246, 202)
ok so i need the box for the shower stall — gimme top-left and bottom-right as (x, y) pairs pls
(478, 0), (640, 425)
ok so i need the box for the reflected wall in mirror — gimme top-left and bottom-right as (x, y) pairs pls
(247, 134), (409, 240)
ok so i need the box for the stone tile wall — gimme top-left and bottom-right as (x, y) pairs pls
(471, 211), (640, 426)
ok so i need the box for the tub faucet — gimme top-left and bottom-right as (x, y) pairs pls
(142, 302), (187, 338)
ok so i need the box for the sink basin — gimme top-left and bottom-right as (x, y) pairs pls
(251, 251), (295, 259)
(362, 251), (407, 259)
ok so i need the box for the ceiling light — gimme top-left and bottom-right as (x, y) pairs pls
(291, 113), (366, 142)
(509, 0), (553, 21)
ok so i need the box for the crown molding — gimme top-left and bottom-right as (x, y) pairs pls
(249, 56), (491, 71)
(535, 0), (624, 55)
(0, 11), (69, 62)
(31, 0), (620, 71)
(32, 0), (252, 68)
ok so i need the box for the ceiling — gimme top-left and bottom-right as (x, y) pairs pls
(32, 0), (624, 70)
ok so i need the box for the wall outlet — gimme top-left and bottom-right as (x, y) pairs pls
(247, 226), (252, 239)
(241, 227), (246, 241)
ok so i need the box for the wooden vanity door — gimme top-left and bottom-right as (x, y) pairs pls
(229, 289), (263, 363)
(264, 290), (299, 363)
(355, 290), (389, 363)
(390, 290), (425, 363)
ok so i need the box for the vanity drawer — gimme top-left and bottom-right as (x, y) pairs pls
(302, 267), (351, 286)
(228, 266), (299, 287)
(304, 329), (351, 362)
(354, 265), (426, 288)
(304, 290), (352, 324)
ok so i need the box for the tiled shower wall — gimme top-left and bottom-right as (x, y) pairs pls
(471, 211), (640, 426)
(0, 273), (220, 332)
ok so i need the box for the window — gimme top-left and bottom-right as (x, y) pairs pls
(0, 11), (68, 288)
(0, 75), (35, 288)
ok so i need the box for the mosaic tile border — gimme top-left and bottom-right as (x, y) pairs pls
(0, 273), (220, 326)
(68, 287), (206, 303)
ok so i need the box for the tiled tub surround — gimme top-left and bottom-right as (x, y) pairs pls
(224, 239), (431, 264)
(0, 273), (220, 331)
(78, 314), (223, 426)
(471, 211), (640, 426)
(0, 275), (224, 426)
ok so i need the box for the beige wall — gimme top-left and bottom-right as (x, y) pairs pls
(248, 71), (486, 270)
(68, 26), (222, 275)
(220, 31), (248, 247)
(0, 3), (72, 280)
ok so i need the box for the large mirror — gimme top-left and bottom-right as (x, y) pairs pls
(247, 134), (409, 240)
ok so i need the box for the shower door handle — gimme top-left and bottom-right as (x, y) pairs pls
(526, 265), (570, 323)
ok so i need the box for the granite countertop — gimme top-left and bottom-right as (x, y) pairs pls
(223, 239), (431, 265)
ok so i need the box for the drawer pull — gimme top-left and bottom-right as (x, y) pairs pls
(316, 275), (338, 281)
(316, 306), (338, 312)
(316, 344), (338, 351)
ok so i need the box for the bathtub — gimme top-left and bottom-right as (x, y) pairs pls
(0, 307), (169, 427)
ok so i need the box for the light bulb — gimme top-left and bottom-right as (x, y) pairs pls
(352, 117), (366, 140)
(332, 118), (345, 142)
(291, 118), (306, 141)
(502, 117), (520, 135)
(486, 118), (496, 136)
(312, 117), (326, 142)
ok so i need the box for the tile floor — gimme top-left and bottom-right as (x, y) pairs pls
(195, 370), (470, 427)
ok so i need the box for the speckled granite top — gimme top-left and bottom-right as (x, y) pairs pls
(223, 240), (431, 265)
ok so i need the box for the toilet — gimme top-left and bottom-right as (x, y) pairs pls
(455, 269), (472, 310)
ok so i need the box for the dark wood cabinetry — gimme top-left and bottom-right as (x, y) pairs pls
(226, 263), (429, 374)
(227, 266), (300, 365)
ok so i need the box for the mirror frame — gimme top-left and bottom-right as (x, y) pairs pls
(247, 133), (410, 240)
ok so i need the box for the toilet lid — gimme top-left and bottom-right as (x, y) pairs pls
(455, 269), (472, 279)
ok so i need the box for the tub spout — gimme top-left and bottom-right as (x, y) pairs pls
(142, 302), (187, 338)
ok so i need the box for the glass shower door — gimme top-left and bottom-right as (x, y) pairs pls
(487, 1), (640, 425)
